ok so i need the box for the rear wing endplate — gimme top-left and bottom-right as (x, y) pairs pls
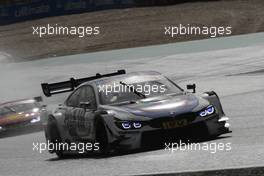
(41, 70), (126, 97)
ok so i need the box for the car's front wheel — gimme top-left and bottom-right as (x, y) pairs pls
(46, 117), (65, 158)
(96, 121), (111, 155)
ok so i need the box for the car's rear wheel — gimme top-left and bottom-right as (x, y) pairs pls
(47, 118), (65, 158)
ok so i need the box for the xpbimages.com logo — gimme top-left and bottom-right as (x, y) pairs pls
(98, 82), (166, 96)
(164, 140), (232, 154)
(32, 24), (100, 38)
(164, 24), (232, 38)
(32, 141), (100, 154)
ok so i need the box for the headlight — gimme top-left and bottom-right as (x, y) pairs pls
(121, 122), (131, 129)
(32, 108), (39, 113)
(0, 126), (5, 131)
(207, 106), (214, 114)
(120, 121), (142, 130)
(133, 122), (142, 129)
(30, 116), (41, 123)
(199, 105), (215, 117)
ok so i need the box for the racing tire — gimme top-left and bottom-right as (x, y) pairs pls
(96, 121), (111, 155)
(47, 118), (65, 158)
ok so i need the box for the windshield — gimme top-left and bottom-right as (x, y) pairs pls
(8, 103), (39, 112)
(0, 107), (14, 118)
(98, 77), (183, 105)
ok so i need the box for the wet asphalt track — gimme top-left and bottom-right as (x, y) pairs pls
(0, 33), (264, 176)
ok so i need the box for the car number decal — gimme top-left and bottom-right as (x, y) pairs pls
(162, 119), (188, 129)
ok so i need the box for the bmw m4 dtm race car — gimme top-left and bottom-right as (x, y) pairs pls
(41, 70), (231, 157)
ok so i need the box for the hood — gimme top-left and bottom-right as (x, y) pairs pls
(101, 94), (209, 119)
(0, 111), (40, 126)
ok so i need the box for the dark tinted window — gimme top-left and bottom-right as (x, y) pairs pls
(98, 78), (183, 105)
(67, 86), (96, 109)
(66, 88), (82, 107)
(8, 102), (39, 112)
(0, 107), (14, 118)
(78, 86), (96, 109)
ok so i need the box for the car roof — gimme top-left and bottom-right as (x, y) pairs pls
(0, 99), (36, 108)
(80, 71), (163, 86)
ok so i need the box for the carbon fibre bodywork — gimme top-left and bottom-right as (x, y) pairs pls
(41, 71), (231, 153)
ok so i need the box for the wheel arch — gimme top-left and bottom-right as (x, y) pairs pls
(202, 91), (225, 116)
(45, 114), (62, 142)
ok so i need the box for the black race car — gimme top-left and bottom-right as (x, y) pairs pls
(41, 70), (231, 157)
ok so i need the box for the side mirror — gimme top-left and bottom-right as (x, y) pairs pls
(41, 105), (47, 110)
(186, 84), (196, 93)
(79, 101), (91, 109)
(34, 96), (43, 102)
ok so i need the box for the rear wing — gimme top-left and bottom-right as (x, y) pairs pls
(41, 70), (126, 97)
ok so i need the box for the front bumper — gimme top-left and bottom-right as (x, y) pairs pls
(0, 120), (43, 133)
(206, 115), (231, 136)
(0, 126), (6, 132)
(105, 114), (231, 151)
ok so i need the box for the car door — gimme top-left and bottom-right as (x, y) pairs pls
(64, 85), (97, 141)
(0, 107), (15, 127)
(64, 87), (82, 139)
(75, 85), (97, 141)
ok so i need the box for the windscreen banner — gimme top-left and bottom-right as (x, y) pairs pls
(0, 0), (136, 25)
